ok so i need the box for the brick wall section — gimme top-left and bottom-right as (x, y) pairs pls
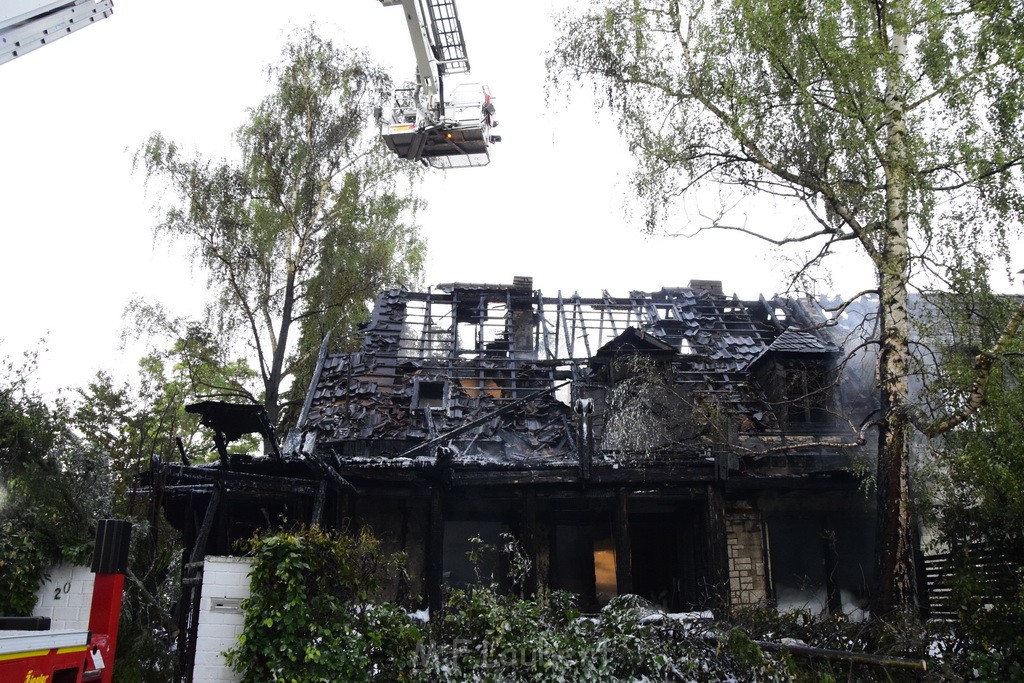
(726, 506), (768, 607)
(192, 556), (253, 683)
(33, 563), (94, 630)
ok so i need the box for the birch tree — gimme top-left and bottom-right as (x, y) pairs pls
(549, 0), (1024, 614)
(137, 30), (424, 441)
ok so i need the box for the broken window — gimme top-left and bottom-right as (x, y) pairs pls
(412, 379), (447, 410)
(783, 361), (833, 425)
(550, 516), (616, 612)
(442, 520), (512, 590)
(629, 505), (706, 612)
(756, 358), (836, 432)
(764, 512), (874, 617)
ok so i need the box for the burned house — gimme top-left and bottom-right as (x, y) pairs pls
(152, 277), (880, 655)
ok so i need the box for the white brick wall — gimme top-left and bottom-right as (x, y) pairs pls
(33, 564), (94, 630)
(726, 507), (768, 608)
(30, 557), (254, 682)
(193, 556), (253, 683)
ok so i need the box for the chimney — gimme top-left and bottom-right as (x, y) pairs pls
(688, 279), (724, 297)
(511, 275), (536, 358)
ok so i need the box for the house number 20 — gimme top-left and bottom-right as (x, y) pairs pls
(53, 581), (71, 600)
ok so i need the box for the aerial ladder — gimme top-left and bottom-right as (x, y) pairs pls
(1, 0), (113, 65)
(377, 0), (499, 168)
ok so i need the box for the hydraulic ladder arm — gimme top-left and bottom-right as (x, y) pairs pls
(377, 0), (498, 168)
(1, 0), (113, 65)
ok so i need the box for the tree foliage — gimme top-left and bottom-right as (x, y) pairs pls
(70, 329), (262, 680)
(916, 282), (1024, 676)
(93, 315), (260, 475)
(0, 351), (108, 614)
(549, 0), (1024, 614)
(136, 29), (424, 435)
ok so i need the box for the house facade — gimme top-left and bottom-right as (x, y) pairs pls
(150, 276), (881, 677)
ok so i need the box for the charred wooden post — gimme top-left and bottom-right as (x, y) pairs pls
(614, 489), (633, 596)
(212, 431), (229, 469)
(427, 487), (444, 613)
(311, 481), (327, 526)
(189, 487), (221, 565)
(521, 490), (539, 595)
(705, 485), (729, 612)
(179, 485), (220, 683)
(823, 521), (842, 614)
(337, 489), (350, 530)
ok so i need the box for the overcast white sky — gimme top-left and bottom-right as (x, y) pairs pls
(0, 0), (881, 397)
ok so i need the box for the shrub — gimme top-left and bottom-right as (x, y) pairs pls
(226, 525), (421, 683)
(0, 512), (50, 616)
(422, 586), (795, 682)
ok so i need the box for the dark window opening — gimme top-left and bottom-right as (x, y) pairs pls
(630, 508), (705, 612)
(765, 512), (874, 616)
(550, 517), (616, 612)
(755, 357), (835, 432)
(413, 379), (447, 410)
(783, 362), (832, 425)
(443, 520), (512, 590)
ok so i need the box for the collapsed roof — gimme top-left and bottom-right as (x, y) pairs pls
(294, 277), (864, 471)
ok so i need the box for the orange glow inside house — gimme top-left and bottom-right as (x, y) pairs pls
(594, 540), (617, 605)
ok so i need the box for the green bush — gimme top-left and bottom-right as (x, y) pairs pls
(231, 527), (940, 681)
(424, 585), (605, 681)
(0, 512), (50, 616)
(226, 525), (421, 683)
(422, 587), (795, 682)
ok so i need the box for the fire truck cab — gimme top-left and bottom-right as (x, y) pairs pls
(0, 520), (131, 683)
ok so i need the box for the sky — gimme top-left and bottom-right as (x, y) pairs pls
(0, 0), (882, 397)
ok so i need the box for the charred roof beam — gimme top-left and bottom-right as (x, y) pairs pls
(396, 380), (571, 460)
(185, 401), (282, 461)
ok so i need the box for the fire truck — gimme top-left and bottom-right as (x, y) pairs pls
(0, 520), (131, 683)
(376, 0), (499, 168)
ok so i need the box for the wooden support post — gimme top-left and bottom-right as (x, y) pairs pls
(213, 431), (229, 468)
(823, 520), (842, 615)
(427, 487), (444, 613)
(337, 490), (350, 531)
(189, 487), (221, 565)
(704, 484), (729, 613)
(614, 489), (633, 596)
(521, 490), (539, 595)
(311, 481), (327, 526)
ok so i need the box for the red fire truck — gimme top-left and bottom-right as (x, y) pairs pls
(0, 520), (131, 683)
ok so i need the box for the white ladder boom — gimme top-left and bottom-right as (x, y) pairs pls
(1, 0), (113, 65)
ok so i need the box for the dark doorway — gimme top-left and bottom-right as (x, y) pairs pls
(549, 515), (616, 612)
(443, 520), (511, 590)
(629, 504), (705, 611)
(765, 512), (874, 615)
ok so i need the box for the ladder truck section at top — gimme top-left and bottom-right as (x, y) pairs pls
(1, 0), (113, 65)
(377, 0), (499, 169)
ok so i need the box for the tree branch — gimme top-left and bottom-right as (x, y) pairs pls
(913, 296), (1024, 436)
